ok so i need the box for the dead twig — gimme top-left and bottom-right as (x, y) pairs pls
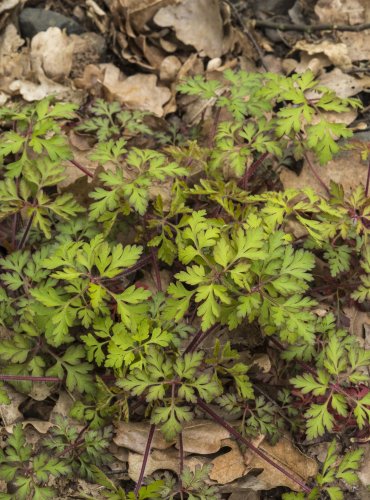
(255, 20), (370, 33)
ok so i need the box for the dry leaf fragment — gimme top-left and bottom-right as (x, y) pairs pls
(114, 421), (175, 453)
(209, 439), (246, 484)
(30, 28), (74, 82)
(243, 435), (318, 491)
(179, 420), (230, 454)
(314, 0), (365, 25)
(103, 71), (171, 116)
(280, 150), (368, 196)
(294, 40), (352, 70)
(154, 0), (224, 58)
(319, 68), (370, 98)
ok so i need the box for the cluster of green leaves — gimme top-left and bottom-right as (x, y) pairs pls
(179, 69), (360, 170)
(290, 330), (370, 440)
(0, 68), (369, 499)
(0, 99), (82, 239)
(76, 99), (154, 142)
(283, 440), (364, 500)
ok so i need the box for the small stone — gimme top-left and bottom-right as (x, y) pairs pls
(19, 8), (84, 39)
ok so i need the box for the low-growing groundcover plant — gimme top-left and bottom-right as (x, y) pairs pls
(0, 69), (369, 499)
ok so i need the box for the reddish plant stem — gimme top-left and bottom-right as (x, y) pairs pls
(134, 424), (155, 497)
(183, 324), (219, 355)
(241, 152), (269, 190)
(197, 398), (312, 494)
(207, 106), (222, 149)
(365, 158), (370, 197)
(0, 374), (61, 382)
(178, 431), (184, 498)
(150, 248), (162, 292)
(69, 159), (94, 179)
(18, 212), (35, 250)
(303, 152), (330, 196)
(269, 337), (357, 402)
(56, 423), (90, 458)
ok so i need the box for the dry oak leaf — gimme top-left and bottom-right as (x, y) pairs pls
(154, 0), (225, 58)
(114, 421), (175, 454)
(128, 447), (208, 482)
(243, 435), (318, 491)
(103, 67), (171, 117)
(209, 439), (246, 484)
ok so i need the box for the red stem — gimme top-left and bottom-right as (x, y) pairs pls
(134, 424), (155, 496)
(0, 374), (61, 382)
(150, 248), (162, 292)
(18, 212), (35, 250)
(303, 152), (330, 196)
(197, 398), (312, 493)
(241, 152), (269, 190)
(69, 159), (94, 178)
(183, 324), (219, 355)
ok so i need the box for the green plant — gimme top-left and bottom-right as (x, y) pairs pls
(0, 69), (369, 499)
(0, 423), (70, 499)
(282, 440), (364, 500)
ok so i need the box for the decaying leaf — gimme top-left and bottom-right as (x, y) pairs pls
(154, 0), (224, 58)
(243, 435), (318, 491)
(114, 421), (175, 454)
(314, 0), (365, 25)
(281, 150), (368, 196)
(103, 70), (172, 117)
(209, 439), (246, 484)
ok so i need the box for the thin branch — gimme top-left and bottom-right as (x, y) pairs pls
(134, 424), (155, 496)
(303, 152), (330, 196)
(150, 248), (162, 292)
(0, 374), (61, 382)
(178, 431), (184, 499)
(18, 212), (35, 250)
(255, 20), (370, 33)
(69, 159), (94, 178)
(197, 398), (312, 494)
(241, 152), (269, 190)
(183, 324), (219, 355)
(229, 2), (268, 72)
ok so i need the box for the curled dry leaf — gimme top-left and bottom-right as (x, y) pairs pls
(178, 420), (230, 454)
